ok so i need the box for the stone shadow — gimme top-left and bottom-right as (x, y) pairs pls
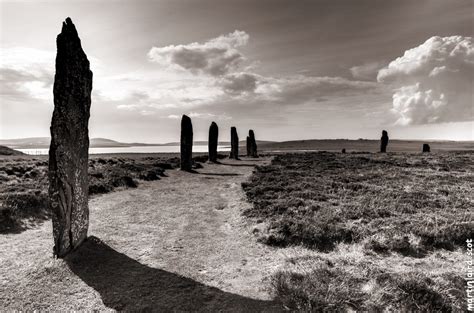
(66, 236), (283, 312)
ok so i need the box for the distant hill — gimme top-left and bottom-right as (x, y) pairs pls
(258, 139), (474, 152)
(1, 137), (471, 152)
(0, 137), (274, 149)
(162, 140), (274, 146)
(0, 137), (50, 148)
(89, 138), (131, 147)
(0, 137), (137, 149)
(0, 145), (24, 155)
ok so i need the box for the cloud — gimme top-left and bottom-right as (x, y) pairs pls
(255, 75), (378, 104)
(112, 31), (382, 127)
(147, 30), (378, 104)
(378, 36), (473, 125)
(148, 30), (249, 76)
(0, 47), (103, 103)
(219, 72), (259, 94)
(115, 91), (183, 116)
(159, 74), (379, 121)
(0, 47), (55, 101)
(188, 112), (232, 120)
(350, 61), (384, 80)
(167, 112), (231, 120)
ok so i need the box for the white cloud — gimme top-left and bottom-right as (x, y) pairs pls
(188, 112), (232, 120)
(350, 61), (384, 80)
(378, 36), (473, 125)
(148, 30), (249, 76)
(167, 112), (231, 120)
(0, 47), (103, 102)
(0, 47), (55, 100)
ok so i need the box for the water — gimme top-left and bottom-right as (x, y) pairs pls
(17, 145), (230, 155)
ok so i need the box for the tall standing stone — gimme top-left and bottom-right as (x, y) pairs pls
(49, 17), (92, 257)
(422, 144), (430, 153)
(246, 136), (251, 157)
(208, 122), (218, 163)
(380, 130), (389, 153)
(249, 129), (258, 158)
(180, 115), (193, 171)
(229, 127), (239, 160)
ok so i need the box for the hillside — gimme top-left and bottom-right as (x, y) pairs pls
(0, 145), (24, 156)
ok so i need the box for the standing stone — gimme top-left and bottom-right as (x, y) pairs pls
(380, 130), (389, 153)
(180, 115), (193, 171)
(342, 148), (346, 154)
(49, 17), (92, 258)
(422, 144), (431, 153)
(246, 136), (251, 157)
(229, 127), (239, 160)
(208, 122), (218, 163)
(249, 129), (258, 157)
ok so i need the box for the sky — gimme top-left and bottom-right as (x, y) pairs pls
(0, 0), (473, 143)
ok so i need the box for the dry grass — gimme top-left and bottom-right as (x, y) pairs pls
(271, 243), (466, 311)
(243, 151), (473, 311)
(0, 155), (187, 233)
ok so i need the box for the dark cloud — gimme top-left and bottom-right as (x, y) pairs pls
(219, 72), (259, 94)
(255, 75), (379, 105)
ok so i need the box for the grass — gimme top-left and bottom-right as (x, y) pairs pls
(270, 244), (466, 311)
(0, 152), (229, 233)
(0, 155), (187, 233)
(242, 151), (473, 311)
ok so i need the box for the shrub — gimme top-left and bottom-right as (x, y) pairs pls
(3, 190), (49, 218)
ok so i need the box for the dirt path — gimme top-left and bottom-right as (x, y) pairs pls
(0, 158), (300, 311)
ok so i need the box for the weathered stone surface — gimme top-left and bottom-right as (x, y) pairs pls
(380, 130), (389, 153)
(208, 122), (218, 163)
(423, 143), (431, 153)
(180, 115), (193, 171)
(229, 127), (239, 160)
(249, 129), (258, 157)
(49, 17), (92, 258)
